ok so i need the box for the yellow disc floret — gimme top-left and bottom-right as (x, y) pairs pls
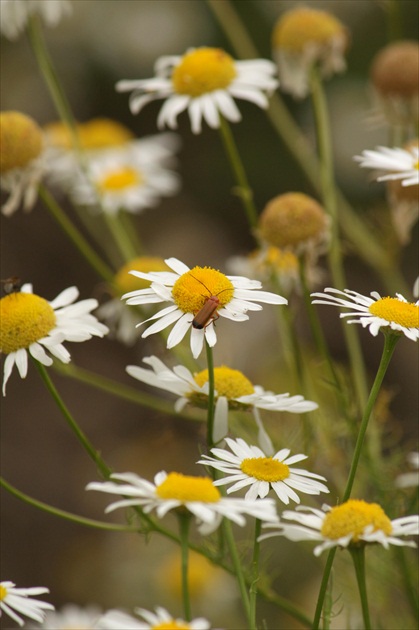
(44, 118), (134, 151)
(259, 192), (327, 248)
(172, 48), (237, 97)
(240, 457), (290, 482)
(0, 111), (44, 173)
(0, 584), (7, 600)
(172, 267), (234, 314)
(156, 472), (221, 503)
(194, 366), (255, 399)
(0, 293), (56, 354)
(369, 297), (419, 329)
(97, 166), (142, 193)
(321, 499), (392, 542)
(153, 622), (191, 630)
(114, 256), (169, 294)
(272, 7), (348, 52)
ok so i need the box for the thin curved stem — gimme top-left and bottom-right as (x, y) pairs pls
(350, 547), (371, 630)
(205, 340), (216, 450)
(249, 518), (262, 629)
(223, 519), (251, 623)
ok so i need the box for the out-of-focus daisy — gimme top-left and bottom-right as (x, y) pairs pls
(87, 470), (279, 535)
(384, 141), (419, 244)
(0, 0), (71, 40)
(116, 47), (278, 134)
(396, 452), (419, 489)
(272, 7), (348, 99)
(354, 144), (419, 187)
(97, 606), (211, 630)
(122, 257), (287, 359)
(311, 288), (419, 341)
(1, 111), (50, 216)
(44, 117), (136, 152)
(0, 283), (108, 395)
(127, 357), (318, 448)
(227, 246), (301, 295)
(414, 277), (419, 299)
(259, 500), (419, 556)
(97, 257), (170, 345)
(0, 580), (54, 627)
(370, 40), (419, 127)
(257, 193), (330, 263)
(198, 437), (328, 504)
(27, 603), (102, 629)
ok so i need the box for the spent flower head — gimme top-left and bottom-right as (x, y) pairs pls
(122, 257), (287, 359)
(116, 47), (278, 134)
(259, 500), (419, 556)
(198, 437), (329, 504)
(127, 356), (318, 448)
(97, 606), (211, 630)
(272, 6), (348, 99)
(0, 0), (71, 40)
(0, 283), (108, 395)
(0, 580), (54, 627)
(0, 111), (49, 216)
(311, 287), (419, 341)
(87, 470), (279, 535)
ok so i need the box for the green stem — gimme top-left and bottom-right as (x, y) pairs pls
(350, 547), (371, 630)
(27, 15), (80, 152)
(223, 519), (251, 623)
(103, 212), (140, 264)
(0, 477), (136, 531)
(178, 512), (192, 621)
(394, 546), (419, 619)
(342, 333), (399, 502)
(205, 340), (216, 450)
(38, 185), (115, 283)
(312, 333), (399, 628)
(218, 116), (258, 229)
(249, 518), (262, 629)
(52, 362), (201, 422)
(34, 361), (112, 479)
(309, 66), (369, 415)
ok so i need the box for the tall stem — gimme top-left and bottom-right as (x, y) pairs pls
(218, 116), (258, 229)
(312, 333), (399, 628)
(38, 185), (115, 283)
(205, 340), (216, 450)
(249, 518), (262, 629)
(309, 66), (368, 415)
(350, 547), (371, 630)
(223, 519), (251, 622)
(178, 512), (192, 621)
(34, 361), (111, 479)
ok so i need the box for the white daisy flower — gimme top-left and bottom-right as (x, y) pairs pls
(396, 452), (419, 489)
(354, 145), (419, 187)
(198, 437), (329, 504)
(86, 470), (279, 536)
(0, 283), (109, 395)
(27, 603), (102, 629)
(116, 47), (278, 134)
(127, 357), (318, 448)
(97, 606), (211, 630)
(122, 257), (287, 359)
(0, 580), (54, 627)
(311, 287), (419, 341)
(259, 500), (419, 557)
(0, 0), (71, 40)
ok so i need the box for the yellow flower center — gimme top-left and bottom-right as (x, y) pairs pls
(172, 267), (234, 315)
(172, 48), (237, 97)
(240, 457), (290, 482)
(272, 7), (347, 52)
(44, 118), (134, 150)
(321, 500), (393, 542)
(97, 167), (142, 193)
(193, 366), (255, 400)
(153, 623), (191, 630)
(0, 584), (7, 600)
(0, 293), (56, 354)
(369, 297), (419, 329)
(156, 472), (221, 503)
(258, 192), (327, 249)
(0, 111), (43, 173)
(114, 256), (169, 294)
